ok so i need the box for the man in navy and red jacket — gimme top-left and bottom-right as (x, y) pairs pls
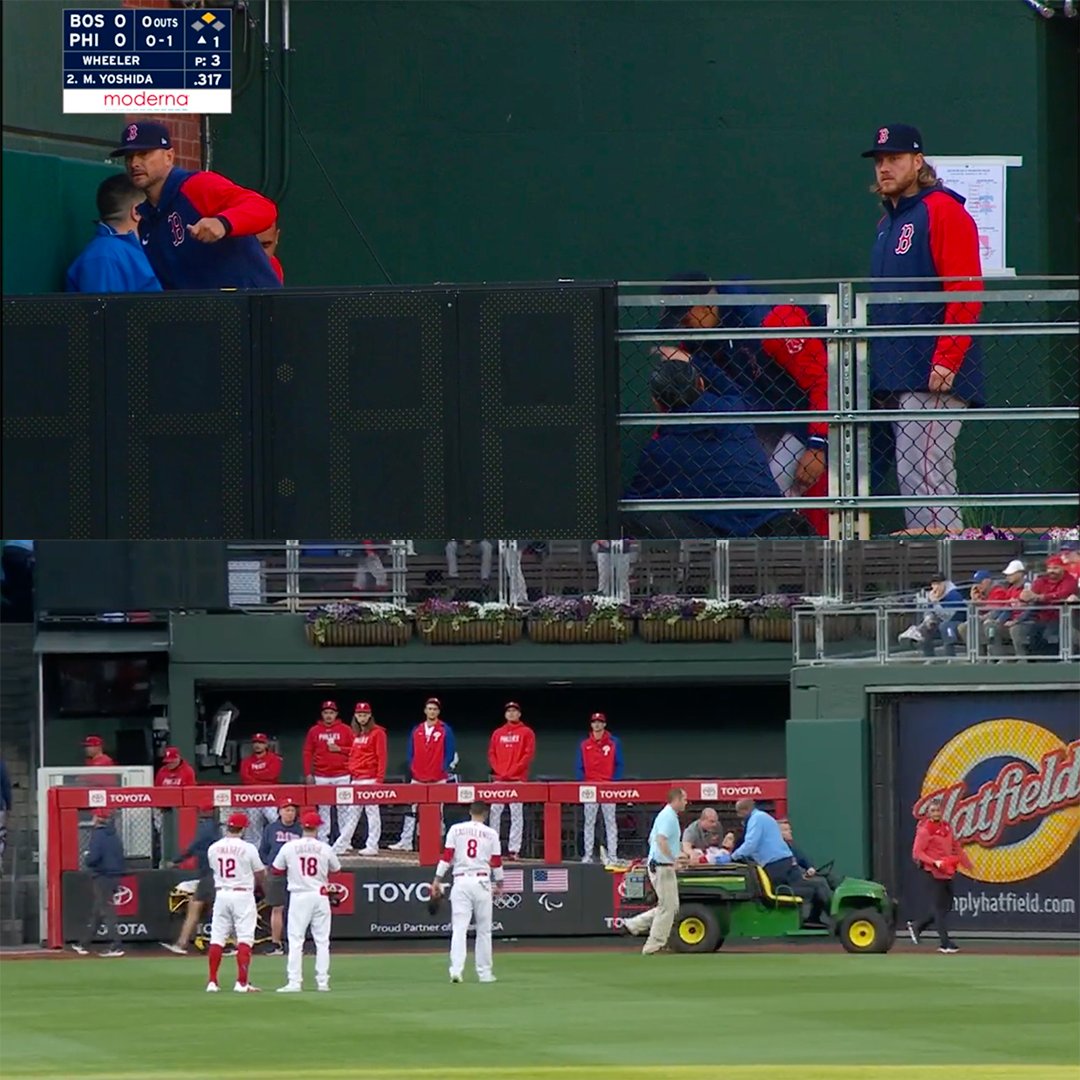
(576, 712), (623, 862)
(388, 698), (457, 852)
(864, 123), (983, 534)
(110, 121), (281, 290)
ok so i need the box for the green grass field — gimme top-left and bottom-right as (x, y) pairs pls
(0, 950), (1077, 1080)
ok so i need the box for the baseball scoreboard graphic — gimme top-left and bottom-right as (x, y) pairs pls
(63, 8), (232, 114)
(896, 692), (1080, 932)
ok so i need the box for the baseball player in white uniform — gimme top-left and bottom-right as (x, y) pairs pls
(205, 812), (266, 993)
(431, 800), (503, 984)
(273, 810), (341, 993)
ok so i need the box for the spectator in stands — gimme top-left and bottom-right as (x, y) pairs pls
(353, 542), (389, 594)
(899, 575), (965, 657)
(656, 273), (830, 536)
(110, 121), (281, 290)
(488, 702), (536, 860)
(862, 124), (983, 533)
(162, 806), (220, 955)
(239, 734), (282, 847)
(446, 541), (494, 600)
(622, 361), (816, 539)
(259, 799), (302, 955)
(1008, 556), (1079, 658)
(83, 735), (116, 767)
(987, 560), (1030, 658)
(257, 219), (284, 283)
(958, 570), (995, 651)
(71, 809), (126, 957)
(155, 746), (196, 787)
(65, 174), (162, 294)
(681, 807), (726, 863)
(389, 698), (456, 851)
(578, 712), (623, 863)
(591, 541), (637, 602)
(334, 702), (387, 856)
(0, 757), (11, 865)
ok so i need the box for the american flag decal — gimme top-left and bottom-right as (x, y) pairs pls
(532, 868), (569, 893)
(500, 870), (524, 893)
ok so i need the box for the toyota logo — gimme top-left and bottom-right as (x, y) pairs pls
(492, 893), (522, 910)
(112, 885), (134, 906)
(330, 883), (350, 903)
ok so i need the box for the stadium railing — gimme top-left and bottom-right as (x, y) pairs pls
(44, 778), (786, 947)
(617, 277), (1079, 540)
(793, 603), (1079, 665)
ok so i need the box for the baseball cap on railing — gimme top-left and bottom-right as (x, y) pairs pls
(861, 123), (924, 157)
(110, 120), (173, 156)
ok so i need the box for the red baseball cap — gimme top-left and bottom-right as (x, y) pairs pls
(163, 746), (181, 763)
(320, 700), (338, 712)
(425, 697), (441, 707)
(505, 701), (522, 711)
(84, 735), (103, 747)
(251, 732), (270, 743)
(590, 712), (607, 724)
(354, 702), (372, 714)
(227, 812), (249, 830)
(301, 810), (322, 830)
(1046, 555), (1065, 569)
(278, 797), (299, 810)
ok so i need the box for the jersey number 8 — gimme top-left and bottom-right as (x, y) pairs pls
(465, 838), (478, 858)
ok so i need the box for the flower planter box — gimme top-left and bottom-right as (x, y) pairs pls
(748, 615), (814, 643)
(638, 618), (745, 643)
(418, 620), (524, 645)
(527, 620), (631, 644)
(305, 622), (412, 647)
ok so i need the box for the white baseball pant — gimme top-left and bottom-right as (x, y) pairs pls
(583, 802), (618, 860)
(893, 391), (967, 532)
(285, 892), (332, 989)
(312, 775), (351, 844)
(449, 874), (494, 980)
(446, 540), (493, 582)
(210, 890), (258, 946)
(353, 554), (388, 591)
(334, 779), (382, 854)
(243, 806), (278, 848)
(488, 803), (523, 855)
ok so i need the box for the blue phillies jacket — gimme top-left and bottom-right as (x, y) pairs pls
(136, 167), (281, 290)
(66, 223), (162, 294)
(868, 185), (985, 405)
(624, 389), (786, 537)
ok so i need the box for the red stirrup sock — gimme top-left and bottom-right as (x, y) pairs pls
(208, 944), (223, 983)
(236, 943), (252, 985)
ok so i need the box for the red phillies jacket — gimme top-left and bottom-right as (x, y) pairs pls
(155, 761), (196, 787)
(407, 720), (456, 783)
(488, 722), (536, 781)
(88, 754), (117, 767)
(240, 751), (283, 785)
(912, 817), (972, 880)
(303, 721), (354, 777)
(577, 732), (623, 783)
(348, 724), (388, 782)
(1028, 572), (1079, 622)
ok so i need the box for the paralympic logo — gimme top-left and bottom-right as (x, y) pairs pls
(914, 719), (1080, 884)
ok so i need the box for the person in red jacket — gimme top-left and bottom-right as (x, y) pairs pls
(239, 733), (283, 845)
(576, 713), (624, 863)
(388, 698), (457, 852)
(334, 703), (388, 856)
(302, 701), (354, 845)
(83, 736), (116, 767)
(908, 796), (972, 953)
(487, 702), (536, 860)
(257, 219), (284, 284)
(155, 746), (196, 787)
(1008, 556), (1079, 658)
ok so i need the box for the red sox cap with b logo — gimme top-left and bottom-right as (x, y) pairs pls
(110, 120), (173, 157)
(862, 123), (924, 157)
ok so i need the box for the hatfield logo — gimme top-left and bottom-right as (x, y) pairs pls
(111, 875), (139, 916)
(916, 720), (1080, 885)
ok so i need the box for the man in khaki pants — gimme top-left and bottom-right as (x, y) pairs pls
(624, 788), (688, 954)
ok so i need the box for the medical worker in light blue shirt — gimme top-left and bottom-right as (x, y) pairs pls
(624, 787), (688, 954)
(729, 799), (800, 890)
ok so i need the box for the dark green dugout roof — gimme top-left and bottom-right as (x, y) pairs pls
(34, 629), (170, 654)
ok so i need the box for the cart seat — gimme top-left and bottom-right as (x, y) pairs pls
(754, 864), (803, 906)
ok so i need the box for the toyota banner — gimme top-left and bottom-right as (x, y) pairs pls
(895, 690), (1080, 934)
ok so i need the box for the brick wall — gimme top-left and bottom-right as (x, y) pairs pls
(120, 0), (202, 169)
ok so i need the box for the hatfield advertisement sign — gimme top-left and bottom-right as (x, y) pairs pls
(897, 692), (1080, 932)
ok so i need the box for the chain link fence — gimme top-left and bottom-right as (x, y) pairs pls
(618, 278), (1079, 539)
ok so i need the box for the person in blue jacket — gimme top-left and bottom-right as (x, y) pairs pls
(622, 361), (815, 538)
(863, 123), (984, 533)
(72, 810), (126, 957)
(65, 174), (162, 294)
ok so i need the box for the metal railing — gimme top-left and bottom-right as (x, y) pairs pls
(793, 603), (1080, 665)
(223, 538), (1069, 612)
(616, 277), (1079, 540)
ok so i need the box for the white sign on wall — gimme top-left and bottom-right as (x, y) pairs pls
(927, 156), (1022, 276)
